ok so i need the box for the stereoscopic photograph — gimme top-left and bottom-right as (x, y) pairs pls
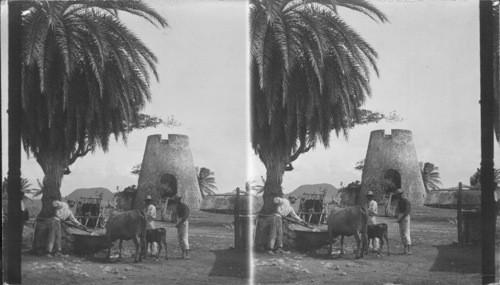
(2, 0), (499, 284)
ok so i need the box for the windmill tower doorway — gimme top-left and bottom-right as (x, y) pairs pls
(383, 169), (401, 217)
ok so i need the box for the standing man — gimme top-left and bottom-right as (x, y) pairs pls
(174, 196), (190, 259)
(47, 200), (87, 257)
(366, 191), (379, 251)
(267, 196), (307, 254)
(144, 195), (157, 255)
(394, 189), (412, 255)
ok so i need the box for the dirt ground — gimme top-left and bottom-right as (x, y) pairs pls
(7, 206), (500, 284)
(17, 211), (250, 285)
(254, 206), (499, 285)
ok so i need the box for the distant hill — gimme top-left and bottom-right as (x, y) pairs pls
(64, 187), (115, 206)
(286, 183), (338, 211)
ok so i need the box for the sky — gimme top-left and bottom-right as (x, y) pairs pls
(2, 0), (499, 197)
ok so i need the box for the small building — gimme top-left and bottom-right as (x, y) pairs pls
(424, 185), (500, 245)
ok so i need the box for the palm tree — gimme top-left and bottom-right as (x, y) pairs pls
(470, 167), (500, 187)
(21, 1), (167, 218)
(250, 0), (387, 214)
(419, 162), (442, 193)
(196, 167), (218, 198)
(1, 177), (38, 199)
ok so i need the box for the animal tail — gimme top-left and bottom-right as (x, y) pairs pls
(136, 210), (147, 235)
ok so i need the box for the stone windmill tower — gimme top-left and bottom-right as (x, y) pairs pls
(134, 134), (202, 210)
(359, 129), (426, 206)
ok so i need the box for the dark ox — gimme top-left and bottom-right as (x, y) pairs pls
(144, 228), (168, 260)
(367, 223), (390, 255)
(106, 210), (146, 263)
(327, 205), (368, 259)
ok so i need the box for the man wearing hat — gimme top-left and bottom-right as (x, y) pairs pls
(47, 200), (88, 257)
(267, 196), (306, 254)
(366, 191), (379, 251)
(144, 195), (157, 255)
(394, 189), (412, 255)
(274, 196), (302, 222)
(173, 196), (190, 259)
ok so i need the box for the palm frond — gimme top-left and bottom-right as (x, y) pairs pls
(196, 167), (218, 198)
(21, 0), (167, 161)
(251, 0), (386, 170)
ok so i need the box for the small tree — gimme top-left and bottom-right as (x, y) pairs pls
(354, 159), (365, 172)
(131, 164), (142, 176)
(114, 185), (137, 210)
(338, 181), (361, 206)
(196, 167), (218, 198)
(419, 162), (442, 193)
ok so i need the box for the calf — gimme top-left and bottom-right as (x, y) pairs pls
(144, 228), (169, 260)
(105, 210), (146, 263)
(367, 223), (390, 255)
(327, 205), (368, 259)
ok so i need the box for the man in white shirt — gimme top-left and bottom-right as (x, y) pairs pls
(267, 196), (306, 254)
(366, 191), (379, 251)
(145, 195), (157, 255)
(47, 200), (87, 257)
(275, 196), (303, 222)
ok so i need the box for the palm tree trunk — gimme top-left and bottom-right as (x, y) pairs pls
(260, 144), (288, 214)
(254, 141), (289, 250)
(32, 149), (66, 253)
(422, 182), (429, 194)
(199, 185), (205, 199)
(37, 151), (66, 217)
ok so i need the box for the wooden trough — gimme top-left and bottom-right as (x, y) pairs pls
(68, 228), (109, 256)
(293, 225), (330, 250)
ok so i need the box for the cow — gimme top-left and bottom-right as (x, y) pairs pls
(327, 204), (368, 259)
(367, 223), (390, 255)
(105, 210), (147, 263)
(144, 228), (169, 260)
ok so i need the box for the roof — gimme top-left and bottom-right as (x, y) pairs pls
(424, 187), (500, 209)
